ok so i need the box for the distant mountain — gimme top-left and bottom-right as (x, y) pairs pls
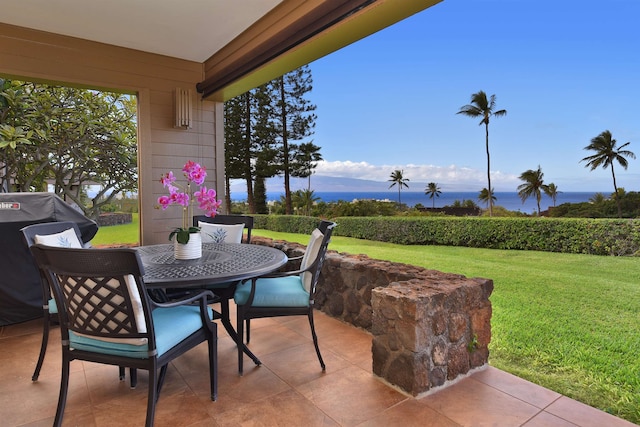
(231, 175), (396, 194)
(229, 175), (472, 194)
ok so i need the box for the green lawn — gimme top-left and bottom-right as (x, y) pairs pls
(92, 220), (640, 423)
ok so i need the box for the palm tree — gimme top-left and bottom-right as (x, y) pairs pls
(581, 130), (635, 217)
(517, 166), (548, 215)
(424, 182), (441, 208)
(544, 183), (561, 207)
(589, 192), (607, 204)
(457, 90), (507, 217)
(388, 169), (409, 207)
(478, 187), (496, 209)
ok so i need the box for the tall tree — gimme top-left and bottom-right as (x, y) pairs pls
(478, 187), (496, 209)
(517, 165), (548, 215)
(291, 141), (322, 191)
(271, 66), (317, 214)
(223, 94), (249, 214)
(425, 182), (441, 208)
(224, 84), (278, 214)
(581, 130), (635, 217)
(544, 183), (561, 207)
(251, 84), (279, 214)
(388, 169), (409, 207)
(457, 90), (507, 217)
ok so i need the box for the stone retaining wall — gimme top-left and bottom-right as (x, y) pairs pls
(251, 236), (493, 396)
(97, 212), (132, 226)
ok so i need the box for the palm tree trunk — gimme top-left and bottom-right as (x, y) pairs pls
(611, 164), (622, 218)
(485, 122), (493, 217)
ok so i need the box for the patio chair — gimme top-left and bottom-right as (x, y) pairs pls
(29, 245), (217, 427)
(233, 220), (336, 374)
(21, 221), (137, 386)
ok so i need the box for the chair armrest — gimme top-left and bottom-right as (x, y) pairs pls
(151, 290), (215, 309)
(244, 267), (306, 282)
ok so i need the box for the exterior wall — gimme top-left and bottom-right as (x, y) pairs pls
(0, 23), (225, 245)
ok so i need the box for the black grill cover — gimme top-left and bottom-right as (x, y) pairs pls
(0, 192), (98, 325)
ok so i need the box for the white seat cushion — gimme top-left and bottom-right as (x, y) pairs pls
(199, 222), (244, 243)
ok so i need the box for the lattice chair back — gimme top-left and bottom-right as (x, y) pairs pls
(30, 245), (154, 352)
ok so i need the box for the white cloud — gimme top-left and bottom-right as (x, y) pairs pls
(314, 160), (520, 191)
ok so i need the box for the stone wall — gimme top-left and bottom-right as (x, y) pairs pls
(251, 236), (493, 396)
(97, 212), (132, 227)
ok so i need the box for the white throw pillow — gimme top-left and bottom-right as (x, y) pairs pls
(34, 228), (82, 248)
(300, 228), (324, 292)
(199, 222), (244, 244)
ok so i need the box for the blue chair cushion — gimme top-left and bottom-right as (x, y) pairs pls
(69, 305), (212, 358)
(234, 276), (310, 307)
(48, 298), (58, 314)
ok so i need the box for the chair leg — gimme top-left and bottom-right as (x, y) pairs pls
(32, 311), (50, 381)
(308, 310), (326, 371)
(208, 322), (218, 401)
(146, 361), (159, 427)
(246, 319), (251, 343)
(118, 367), (137, 388)
(156, 364), (168, 399)
(130, 368), (137, 388)
(236, 307), (244, 375)
(53, 354), (71, 427)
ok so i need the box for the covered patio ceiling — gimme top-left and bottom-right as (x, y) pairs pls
(0, 0), (442, 101)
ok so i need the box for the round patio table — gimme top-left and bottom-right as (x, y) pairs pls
(137, 242), (287, 288)
(136, 242), (288, 368)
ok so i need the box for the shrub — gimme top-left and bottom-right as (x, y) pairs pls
(259, 216), (640, 256)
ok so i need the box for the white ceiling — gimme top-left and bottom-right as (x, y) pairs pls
(0, 0), (283, 62)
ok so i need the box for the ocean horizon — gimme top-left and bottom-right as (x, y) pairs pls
(231, 191), (600, 213)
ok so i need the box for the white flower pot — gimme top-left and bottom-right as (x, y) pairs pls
(174, 232), (202, 260)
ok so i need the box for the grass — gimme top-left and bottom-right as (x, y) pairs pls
(92, 213), (140, 246)
(91, 220), (640, 423)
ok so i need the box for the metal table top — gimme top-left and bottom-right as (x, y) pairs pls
(136, 243), (288, 288)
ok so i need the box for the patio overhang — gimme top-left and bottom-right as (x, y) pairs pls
(197, 0), (442, 101)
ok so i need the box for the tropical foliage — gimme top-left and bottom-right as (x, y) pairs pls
(478, 187), (496, 208)
(457, 90), (507, 216)
(0, 79), (137, 219)
(517, 165), (548, 215)
(424, 182), (441, 208)
(388, 169), (409, 206)
(581, 130), (635, 217)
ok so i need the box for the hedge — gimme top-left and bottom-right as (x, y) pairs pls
(253, 215), (640, 256)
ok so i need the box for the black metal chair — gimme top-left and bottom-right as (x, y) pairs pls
(20, 222), (93, 380)
(233, 220), (336, 374)
(29, 245), (217, 427)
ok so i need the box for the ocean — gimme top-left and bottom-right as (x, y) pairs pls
(231, 191), (599, 214)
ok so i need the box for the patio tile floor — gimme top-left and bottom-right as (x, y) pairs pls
(1, 308), (636, 427)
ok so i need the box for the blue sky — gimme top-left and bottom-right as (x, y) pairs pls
(305, 0), (640, 193)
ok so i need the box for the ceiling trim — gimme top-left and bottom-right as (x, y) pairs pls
(198, 0), (442, 101)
